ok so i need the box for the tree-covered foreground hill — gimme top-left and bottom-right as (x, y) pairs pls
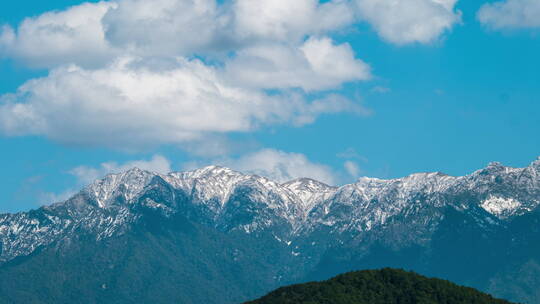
(246, 268), (516, 304)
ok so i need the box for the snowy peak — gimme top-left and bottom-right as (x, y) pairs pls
(282, 178), (335, 193)
(347, 172), (456, 203)
(477, 162), (510, 176)
(165, 166), (254, 207)
(487, 161), (504, 169)
(282, 178), (337, 212)
(180, 165), (239, 179)
(353, 171), (453, 188)
(84, 167), (156, 208)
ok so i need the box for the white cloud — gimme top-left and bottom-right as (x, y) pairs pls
(0, 0), (356, 67)
(102, 0), (223, 56)
(0, 56), (363, 148)
(343, 160), (361, 178)
(354, 0), (462, 45)
(224, 36), (371, 91)
(3, 0), (470, 153)
(102, 0), (355, 56)
(0, 1), (373, 151)
(0, 0), (456, 71)
(39, 189), (78, 204)
(478, 0), (540, 29)
(288, 94), (371, 126)
(224, 149), (337, 184)
(184, 149), (339, 184)
(0, 2), (115, 68)
(232, 0), (355, 43)
(70, 155), (172, 185)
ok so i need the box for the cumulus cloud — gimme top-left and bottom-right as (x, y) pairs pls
(225, 36), (371, 91)
(0, 57), (364, 148)
(0, 2), (115, 68)
(102, 0), (223, 56)
(0, 0), (461, 152)
(232, 0), (355, 43)
(102, 0), (355, 55)
(184, 149), (339, 184)
(0, 0), (356, 66)
(0, 0), (460, 70)
(0, 0), (374, 151)
(354, 0), (462, 44)
(478, 0), (540, 29)
(70, 155), (172, 185)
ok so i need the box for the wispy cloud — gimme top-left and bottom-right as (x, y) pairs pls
(478, 0), (540, 30)
(70, 155), (172, 185)
(184, 149), (340, 185)
(344, 160), (361, 178)
(353, 0), (462, 45)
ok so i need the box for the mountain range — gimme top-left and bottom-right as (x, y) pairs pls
(0, 157), (539, 303)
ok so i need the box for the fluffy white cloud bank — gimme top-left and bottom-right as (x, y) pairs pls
(353, 0), (462, 45)
(225, 37), (371, 91)
(478, 0), (540, 29)
(0, 0), (461, 69)
(0, 56), (365, 148)
(102, 0), (223, 56)
(0, 0), (356, 67)
(232, 0), (355, 43)
(0, 2), (116, 68)
(0, 0), (374, 149)
(0, 0), (463, 151)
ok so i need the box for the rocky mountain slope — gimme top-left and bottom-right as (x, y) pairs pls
(0, 157), (539, 303)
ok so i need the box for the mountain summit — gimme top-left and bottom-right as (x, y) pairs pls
(0, 158), (539, 303)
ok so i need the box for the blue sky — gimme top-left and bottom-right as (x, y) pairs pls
(0, 0), (539, 212)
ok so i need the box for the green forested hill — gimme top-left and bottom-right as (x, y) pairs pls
(246, 268), (516, 304)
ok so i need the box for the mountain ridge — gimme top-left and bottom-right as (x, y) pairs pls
(1, 157), (539, 264)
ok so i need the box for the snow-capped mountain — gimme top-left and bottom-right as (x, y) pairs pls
(0, 157), (539, 304)
(1, 158), (539, 262)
